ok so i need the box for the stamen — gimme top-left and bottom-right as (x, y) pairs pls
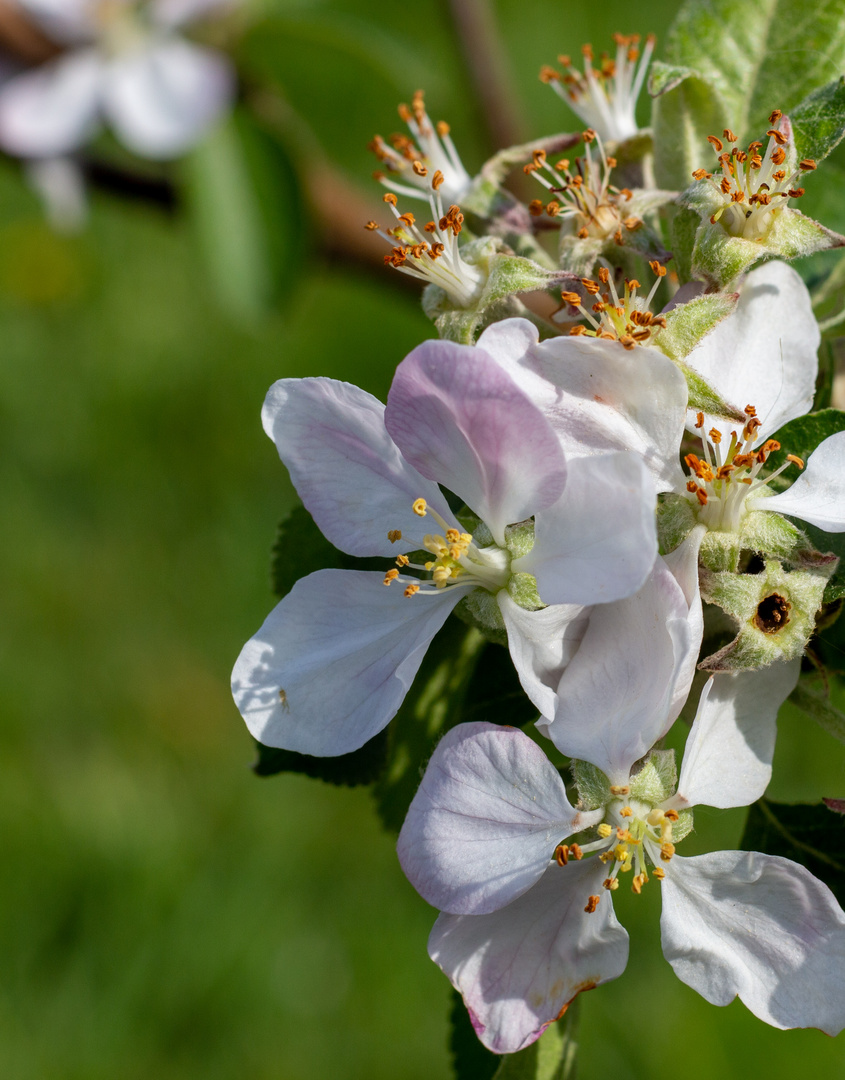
(584, 895), (601, 914)
(387, 529), (402, 542)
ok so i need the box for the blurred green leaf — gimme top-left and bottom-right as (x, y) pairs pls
(789, 679), (845, 743)
(791, 77), (845, 163)
(374, 617), (486, 833)
(252, 726), (389, 784)
(741, 799), (845, 903)
(665, 0), (845, 140)
(184, 108), (307, 324)
(450, 988), (499, 1080)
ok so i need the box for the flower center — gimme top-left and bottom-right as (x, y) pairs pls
(556, 261), (667, 347)
(369, 90), (472, 205)
(524, 131), (643, 242)
(693, 111), (817, 242)
(557, 796), (680, 913)
(382, 498), (512, 598)
(683, 405), (804, 532)
(366, 184), (486, 308)
(539, 33), (655, 144)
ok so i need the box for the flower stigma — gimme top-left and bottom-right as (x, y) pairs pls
(540, 33), (656, 144)
(382, 498), (513, 598)
(555, 261), (668, 347)
(524, 131), (642, 243)
(684, 405), (804, 532)
(693, 111), (817, 241)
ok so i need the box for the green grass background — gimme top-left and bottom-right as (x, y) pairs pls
(2, 0), (845, 1075)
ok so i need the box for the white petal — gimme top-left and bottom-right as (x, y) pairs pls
(498, 593), (588, 722)
(231, 569), (463, 756)
(661, 524), (706, 724)
(0, 50), (101, 158)
(684, 262), (819, 444)
(514, 452), (657, 606)
(541, 558), (692, 785)
(430, 859), (629, 1054)
(481, 329), (688, 495)
(262, 378), (448, 558)
(475, 317), (539, 366)
(104, 39), (234, 159)
(397, 723), (601, 915)
(756, 431), (845, 531)
(661, 851), (845, 1035)
(672, 660), (801, 810)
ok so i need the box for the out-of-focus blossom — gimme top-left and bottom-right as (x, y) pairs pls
(0, 0), (235, 159)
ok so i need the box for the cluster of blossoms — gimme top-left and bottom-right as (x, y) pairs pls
(231, 26), (845, 1060)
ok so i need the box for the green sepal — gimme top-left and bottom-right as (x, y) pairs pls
(741, 799), (845, 905)
(454, 588), (507, 644)
(699, 557), (836, 670)
(657, 494), (697, 555)
(571, 759), (612, 811)
(657, 291), (739, 363)
(490, 1006), (579, 1080)
(690, 209), (845, 290)
(508, 574), (544, 611)
(629, 749), (678, 804)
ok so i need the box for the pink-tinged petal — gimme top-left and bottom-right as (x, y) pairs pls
(103, 39), (234, 159)
(685, 262), (819, 444)
(152, 0), (235, 28)
(540, 558), (692, 785)
(430, 859), (629, 1055)
(475, 317), (539, 366)
(262, 378), (449, 558)
(514, 452), (657, 606)
(481, 328), (688, 495)
(385, 340), (567, 545)
(398, 723), (602, 915)
(671, 660), (800, 811)
(498, 593), (588, 722)
(661, 851), (845, 1035)
(661, 525), (706, 724)
(231, 569), (464, 756)
(755, 431), (845, 531)
(0, 50), (101, 158)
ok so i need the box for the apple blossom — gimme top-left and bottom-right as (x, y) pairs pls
(0, 0), (235, 160)
(232, 338), (658, 757)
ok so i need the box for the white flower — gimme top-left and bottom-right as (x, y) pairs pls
(540, 33), (655, 145)
(0, 0), (235, 159)
(396, 654), (845, 1055)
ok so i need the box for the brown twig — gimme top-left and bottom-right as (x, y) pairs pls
(0, 0), (60, 62)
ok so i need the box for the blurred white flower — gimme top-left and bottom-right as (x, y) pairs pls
(0, 0), (236, 160)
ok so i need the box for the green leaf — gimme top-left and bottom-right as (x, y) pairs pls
(491, 1004), (579, 1080)
(791, 76), (845, 163)
(768, 409), (845, 482)
(450, 989), (499, 1080)
(789, 679), (845, 743)
(271, 504), (383, 599)
(741, 798), (845, 903)
(650, 63), (727, 191)
(665, 0), (845, 141)
(184, 109), (307, 324)
(252, 727), (389, 785)
(373, 618), (487, 832)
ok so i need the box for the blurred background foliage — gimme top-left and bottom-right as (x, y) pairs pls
(1, 0), (844, 1076)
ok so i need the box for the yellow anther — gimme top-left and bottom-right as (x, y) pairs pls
(664, 809), (679, 822)
(619, 806), (633, 818)
(661, 842), (676, 862)
(446, 528), (460, 542)
(554, 844), (570, 866)
(597, 823), (613, 838)
(616, 827), (632, 841)
(404, 583), (420, 598)
(652, 867), (666, 880)
(603, 877), (620, 891)
(584, 895), (601, 914)
(413, 498), (427, 516)
(620, 862), (633, 873)
(387, 529), (402, 543)
(610, 785), (630, 796)
(647, 809), (665, 826)
(395, 554), (410, 568)
(383, 569), (399, 586)
(432, 566), (451, 586)
(570, 843), (583, 860)
(631, 874), (646, 894)
(614, 844), (631, 863)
